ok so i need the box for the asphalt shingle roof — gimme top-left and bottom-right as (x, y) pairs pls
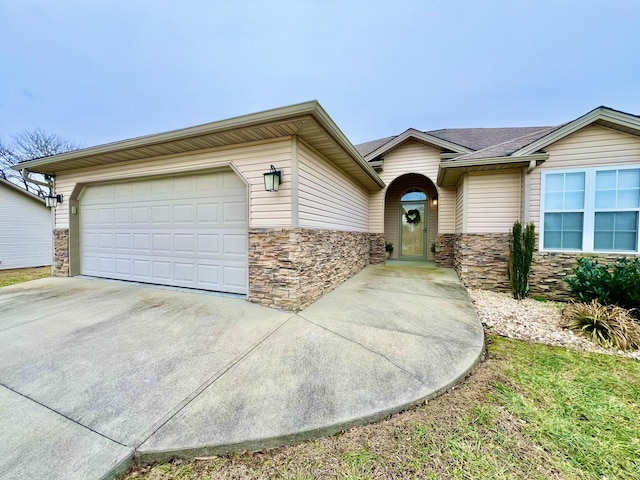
(446, 125), (563, 162)
(354, 136), (396, 157)
(355, 126), (554, 158)
(427, 126), (552, 151)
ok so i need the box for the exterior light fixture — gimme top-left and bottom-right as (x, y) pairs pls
(263, 165), (282, 192)
(431, 197), (438, 207)
(45, 194), (63, 208)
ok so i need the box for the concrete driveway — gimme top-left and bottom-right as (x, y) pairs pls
(0, 264), (484, 480)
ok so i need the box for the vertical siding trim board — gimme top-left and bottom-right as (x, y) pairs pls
(462, 173), (469, 233)
(290, 136), (299, 227)
(462, 174), (469, 232)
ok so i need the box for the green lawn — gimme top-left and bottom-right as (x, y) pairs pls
(124, 337), (640, 479)
(0, 266), (50, 287)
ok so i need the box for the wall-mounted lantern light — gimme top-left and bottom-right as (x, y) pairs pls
(431, 197), (438, 207)
(45, 194), (63, 208)
(263, 165), (283, 192)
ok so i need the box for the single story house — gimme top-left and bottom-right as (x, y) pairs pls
(0, 177), (52, 270)
(16, 102), (640, 310)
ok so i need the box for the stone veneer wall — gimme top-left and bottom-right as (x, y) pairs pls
(53, 228), (70, 276)
(249, 228), (386, 311)
(434, 233), (457, 267)
(445, 233), (640, 301)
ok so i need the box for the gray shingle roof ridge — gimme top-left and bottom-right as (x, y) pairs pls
(427, 126), (550, 133)
(354, 135), (397, 156)
(449, 124), (565, 161)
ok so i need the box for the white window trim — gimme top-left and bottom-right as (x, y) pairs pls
(540, 165), (640, 254)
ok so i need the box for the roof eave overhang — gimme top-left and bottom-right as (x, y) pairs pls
(309, 103), (385, 190)
(437, 153), (549, 187)
(14, 100), (385, 192)
(513, 107), (640, 157)
(364, 128), (473, 161)
(0, 178), (47, 204)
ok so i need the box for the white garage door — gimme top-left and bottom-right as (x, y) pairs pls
(79, 171), (248, 294)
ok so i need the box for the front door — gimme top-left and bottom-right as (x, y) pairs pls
(400, 199), (427, 259)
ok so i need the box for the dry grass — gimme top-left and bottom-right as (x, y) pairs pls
(561, 300), (640, 351)
(122, 337), (640, 479)
(0, 266), (50, 287)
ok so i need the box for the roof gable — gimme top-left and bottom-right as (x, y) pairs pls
(363, 128), (473, 160)
(513, 106), (640, 157)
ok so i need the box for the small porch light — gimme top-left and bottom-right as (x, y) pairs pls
(263, 165), (283, 192)
(431, 197), (438, 207)
(45, 194), (63, 208)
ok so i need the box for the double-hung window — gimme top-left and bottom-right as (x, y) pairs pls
(542, 166), (640, 253)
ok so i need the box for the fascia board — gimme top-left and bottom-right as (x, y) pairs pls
(364, 129), (473, 161)
(14, 101), (323, 171)
(513, 107), (640, 157)
(437, 154), (548, 186)
(309, 104), (385, 188)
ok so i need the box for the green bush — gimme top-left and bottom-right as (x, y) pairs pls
(565, 257), (640, 316)
(561, 300), (640, 350)
(508, 221), (536, 300)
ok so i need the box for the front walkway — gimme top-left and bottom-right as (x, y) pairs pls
(0, 263), (484, 479)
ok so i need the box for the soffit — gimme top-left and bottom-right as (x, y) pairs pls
(15, 101), (384, 192)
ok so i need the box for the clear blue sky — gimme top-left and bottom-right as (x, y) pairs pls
(1, 0), (639, 148)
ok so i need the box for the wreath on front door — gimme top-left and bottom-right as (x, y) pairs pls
(405, 209), (421, 225)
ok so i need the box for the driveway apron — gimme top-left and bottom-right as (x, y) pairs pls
(0, 264), (484, 479)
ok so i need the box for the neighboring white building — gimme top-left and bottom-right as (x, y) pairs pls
(0, 178), (52, 270)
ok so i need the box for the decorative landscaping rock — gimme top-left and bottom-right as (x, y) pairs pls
(470, 288), (640, 360)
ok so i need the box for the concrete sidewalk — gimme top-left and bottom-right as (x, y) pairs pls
(0, 263), (484, 479)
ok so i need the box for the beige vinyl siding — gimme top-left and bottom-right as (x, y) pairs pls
(437, 187), (456, 233)
(369, 141), (448, 232)
(466, 169), (522, 233)
(530, 124), (640, 229)
(0, 186), (52, 269)
(455, 175), (466, 233)
(55, 138), (292, 230)
(297, 141), (369, 232)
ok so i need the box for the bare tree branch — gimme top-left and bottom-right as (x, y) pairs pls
(0, 129), (81, 195)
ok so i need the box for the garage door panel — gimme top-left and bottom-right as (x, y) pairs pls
(223, 201), (247, 223)
(133, 260), (151, 279)
(80, 171), (248, 294)
(98, 257), (114, 275)
(175, 234), (196, 253)
(173, 205), (194, 223)
(151, 205), (171, 223)
(115, 258), (131, 275)
(223, 234), (247, 255)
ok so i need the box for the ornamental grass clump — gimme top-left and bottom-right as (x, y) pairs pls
(561, 300), (640, 351)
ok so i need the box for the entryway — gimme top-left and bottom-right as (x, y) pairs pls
(384, 173), (439, 261)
